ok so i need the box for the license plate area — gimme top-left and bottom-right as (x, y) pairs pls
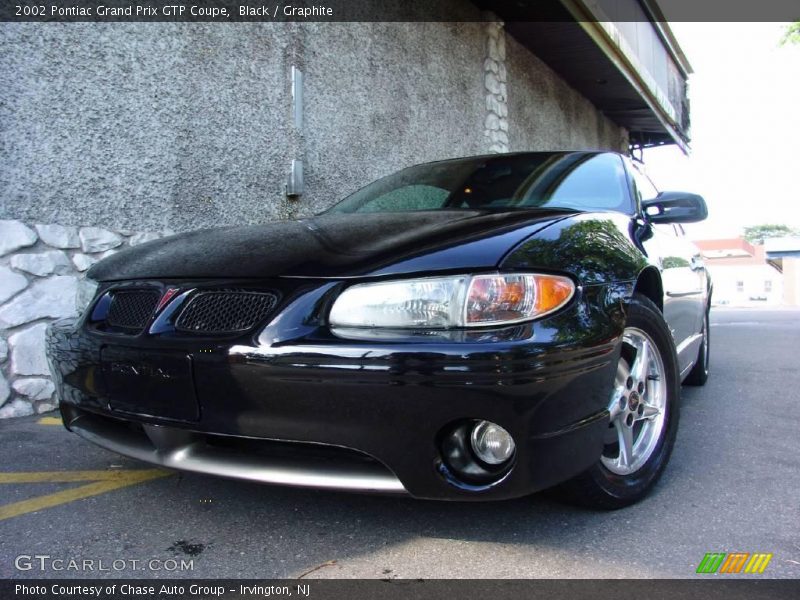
(100, 346), (199, 421)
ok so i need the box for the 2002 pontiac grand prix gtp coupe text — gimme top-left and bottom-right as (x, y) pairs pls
(46, 151), (711, 509)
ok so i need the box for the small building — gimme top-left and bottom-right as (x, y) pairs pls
(764, 237), (800, 306)
(694, 238), (785, 306)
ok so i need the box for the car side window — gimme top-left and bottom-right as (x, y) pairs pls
(626, 163), (674, 236)
(355, 184), (449, 212)
(630, 164), (659, 205)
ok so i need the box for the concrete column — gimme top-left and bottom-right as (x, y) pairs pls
(483, 17), (509, 153)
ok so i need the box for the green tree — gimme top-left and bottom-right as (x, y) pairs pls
(743, 224), (800, 244)
(780, 21), (800, 45)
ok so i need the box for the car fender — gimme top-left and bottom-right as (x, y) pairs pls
(500, 211), (650, 286)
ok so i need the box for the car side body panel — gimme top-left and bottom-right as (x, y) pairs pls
(642, 224), (708, 376)
(621, 156), (711, 377)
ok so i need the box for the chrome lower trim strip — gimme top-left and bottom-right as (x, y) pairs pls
(69, 413), (407, 494)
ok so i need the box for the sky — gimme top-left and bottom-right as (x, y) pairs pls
(641, 22), (800, 241)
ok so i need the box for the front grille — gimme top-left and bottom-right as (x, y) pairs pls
(175, 290), (278, 334)
(106, 290), (160, 331)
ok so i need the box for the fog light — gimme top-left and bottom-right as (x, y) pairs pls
(470, 421), (515, 465)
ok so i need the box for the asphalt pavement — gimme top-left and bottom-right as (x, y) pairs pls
(1, 307), (798, 579)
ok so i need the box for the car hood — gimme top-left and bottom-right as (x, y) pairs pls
(88, 209), (574, 281)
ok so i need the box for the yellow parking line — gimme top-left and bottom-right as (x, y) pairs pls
(37, 417), (63, 426)
(0, 469), (167, 484)
(0, 469), (171, 521)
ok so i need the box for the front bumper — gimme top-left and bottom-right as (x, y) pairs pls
(47, 281), (625, 501)
(62, 406), (406, 494)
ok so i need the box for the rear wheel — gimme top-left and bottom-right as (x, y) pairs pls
(684, 307), (710, 386)
(555, 294), (680, 509)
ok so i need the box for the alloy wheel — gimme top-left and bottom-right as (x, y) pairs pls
(601, 327), (668, 475)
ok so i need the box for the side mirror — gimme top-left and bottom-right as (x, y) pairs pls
(642, 191), (708, 224)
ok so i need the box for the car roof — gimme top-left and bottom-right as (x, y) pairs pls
(409, 150), (616, 169)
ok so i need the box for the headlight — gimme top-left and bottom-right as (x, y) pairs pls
(75, 277), (99, 314)
(329, 273), (574, 329)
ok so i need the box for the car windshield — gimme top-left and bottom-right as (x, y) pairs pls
(327, 152), (633, 215)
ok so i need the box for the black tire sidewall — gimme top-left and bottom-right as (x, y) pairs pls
(685, 308), (709, 386)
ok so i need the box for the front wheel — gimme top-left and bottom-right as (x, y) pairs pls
(555, 294), (680, 509)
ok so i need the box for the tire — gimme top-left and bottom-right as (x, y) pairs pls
(684, 306), (710, 386)
(554, 293), (681, 509)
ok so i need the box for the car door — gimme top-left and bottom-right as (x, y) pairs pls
(626, 161), (706, 375)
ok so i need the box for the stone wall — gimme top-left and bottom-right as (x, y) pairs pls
(0, 220), (167, 418)
(1, 17), (628, 234)
(505, 34), (627, 152)
(300, 20), (488, 217)
(483, 20), (509, 153)
(0, 22), (295, 233)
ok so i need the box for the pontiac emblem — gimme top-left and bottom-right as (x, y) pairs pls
(156, 288), (180, 313)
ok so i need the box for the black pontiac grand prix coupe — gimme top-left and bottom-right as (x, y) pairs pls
(46, 151), (711, 508)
